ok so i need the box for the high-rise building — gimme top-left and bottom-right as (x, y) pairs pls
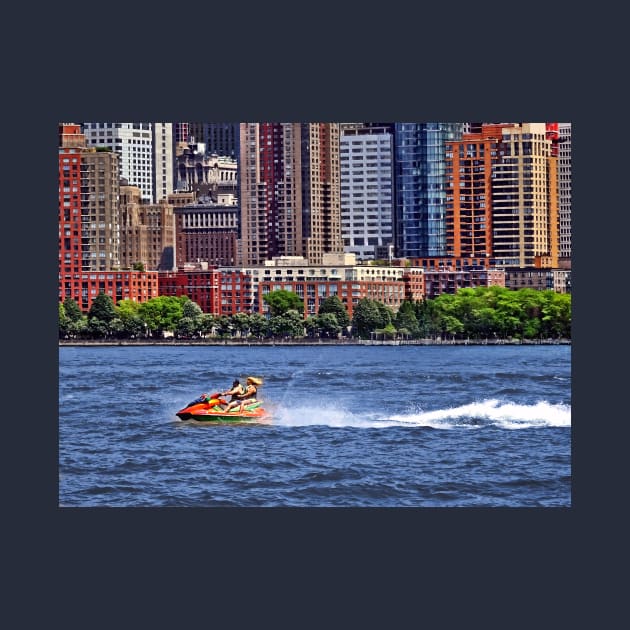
(558, 122), (572, 263)
(152, 122), (175, 203)
(340, 124), (394, 260)
(189, 123), (239, 158)
(239, 123), (342, 265)
(445, 124), (516, 259)
(393, 123), (465, 258)
(80, 148), (121, 272)
(59, 123), (87, 281)
(491, 123), (559, 268)
(82, 122), (174, 203)
(174, 123), (189, 144)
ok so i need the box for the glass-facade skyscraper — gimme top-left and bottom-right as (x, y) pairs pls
(394, 122), (464, 257)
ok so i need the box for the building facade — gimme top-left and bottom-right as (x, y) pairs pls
(558, 122), (572, 264)
(340, 124), (394, 260)
(174, 141), (238, 199)
(158, 265), (222, 314)
(393, 122), (465, 258)
(490, 123), (559, 268)
(445, 124), (516, 260)
(239, 123), (343, 266)
(423, 268), (505, 299)
(79, 148), (121, 272)
(188, 123), (240, 158)
(82, 122), (174, 203)
(59, 123), (159, 311)
(119, 184), (176, 271)
(174, 200), (239, 268)
(152, 122), (175, 203)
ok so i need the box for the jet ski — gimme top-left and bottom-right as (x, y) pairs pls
(176, 392), (270, 424)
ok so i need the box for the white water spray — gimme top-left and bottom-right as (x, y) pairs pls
(270, 399), (571, 429)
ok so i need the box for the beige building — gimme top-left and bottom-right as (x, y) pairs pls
(80, 148), (121, 272)
(239, 123), (343, 266)
(491, 123), (559, 269)
(119, 185), (176, 271)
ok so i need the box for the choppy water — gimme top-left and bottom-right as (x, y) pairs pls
(59, 344), (571, 507)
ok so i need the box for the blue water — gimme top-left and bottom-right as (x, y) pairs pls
(58, 344), (571, 507)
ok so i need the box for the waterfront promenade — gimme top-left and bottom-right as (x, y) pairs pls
(59, 337), (571, 347)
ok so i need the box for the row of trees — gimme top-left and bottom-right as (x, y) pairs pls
(59, 285), (571, 342)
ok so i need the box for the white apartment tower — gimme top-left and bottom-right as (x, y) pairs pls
(83, 122), (174, 203)
(340, 124), (394, 260)
(558, 123), (572, 262)
(153, 123), (175, 203)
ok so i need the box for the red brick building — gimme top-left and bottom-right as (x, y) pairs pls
(59, 123), (159, 312)
(423, 268), (505, 300)
(173, 202), (239, 267)
(158, 266), (222, 314)
(257, 277), (413, 319)
(158, 266), (253, 316)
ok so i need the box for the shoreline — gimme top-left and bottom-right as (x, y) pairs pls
(59, 338), (571, 347)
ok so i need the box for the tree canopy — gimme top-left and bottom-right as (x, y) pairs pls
(59, 286), (571, 342)
(318, 295), (350, 329)
(263, 290), (304, 316)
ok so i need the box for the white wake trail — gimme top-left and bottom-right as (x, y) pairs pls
(270, 399), (571, 429)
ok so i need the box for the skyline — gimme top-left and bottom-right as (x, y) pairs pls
(59, 122), (571, 314)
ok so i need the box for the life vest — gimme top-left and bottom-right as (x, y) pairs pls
(239, 385), (257, 400)
(228, 386), (244, 402)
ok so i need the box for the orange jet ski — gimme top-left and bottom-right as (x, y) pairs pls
(176, 392), (271, 424)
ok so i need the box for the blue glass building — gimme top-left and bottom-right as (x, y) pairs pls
(394, 123), (464, 257)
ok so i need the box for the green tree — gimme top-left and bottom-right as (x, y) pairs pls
(540, 291), (571, 338)
(213, 315), (234, 338)
(199, 313), (216, 337)
(394, 300), (420, 337)
(352, 298), (383, 339)
(439, 314), (464, 338)
(268, 310), (304, 339)
(69, 317), (88, 338)
(88, 293), (117, 323)
(415, 299), (440, 338)
(317, 312), (342, 338)
(138, 296), (187, 337)
(182, 300), (203, 320)
(376, 324), (398, 339)
(231, 312), (251, 338)
(318, 295), (350, 330)
(176, 316), (198, 338)
(108, 317), (125, 338)
(63, 297), (83, 323)
(263, 290), (304, 316)
(59, 302), (69, 338)
(176, 300), (203, 338)
(87, 317), (110, 338)
(474, 306), (499, 339)
(304, 315), (320, 338)
(374, 301), (394, 328)
(116, 299), (145, 337)
(248, 313), (269, 339)
(495, 290), (525, 338)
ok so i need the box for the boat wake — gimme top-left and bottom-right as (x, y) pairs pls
(270, 399), (571, 429)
